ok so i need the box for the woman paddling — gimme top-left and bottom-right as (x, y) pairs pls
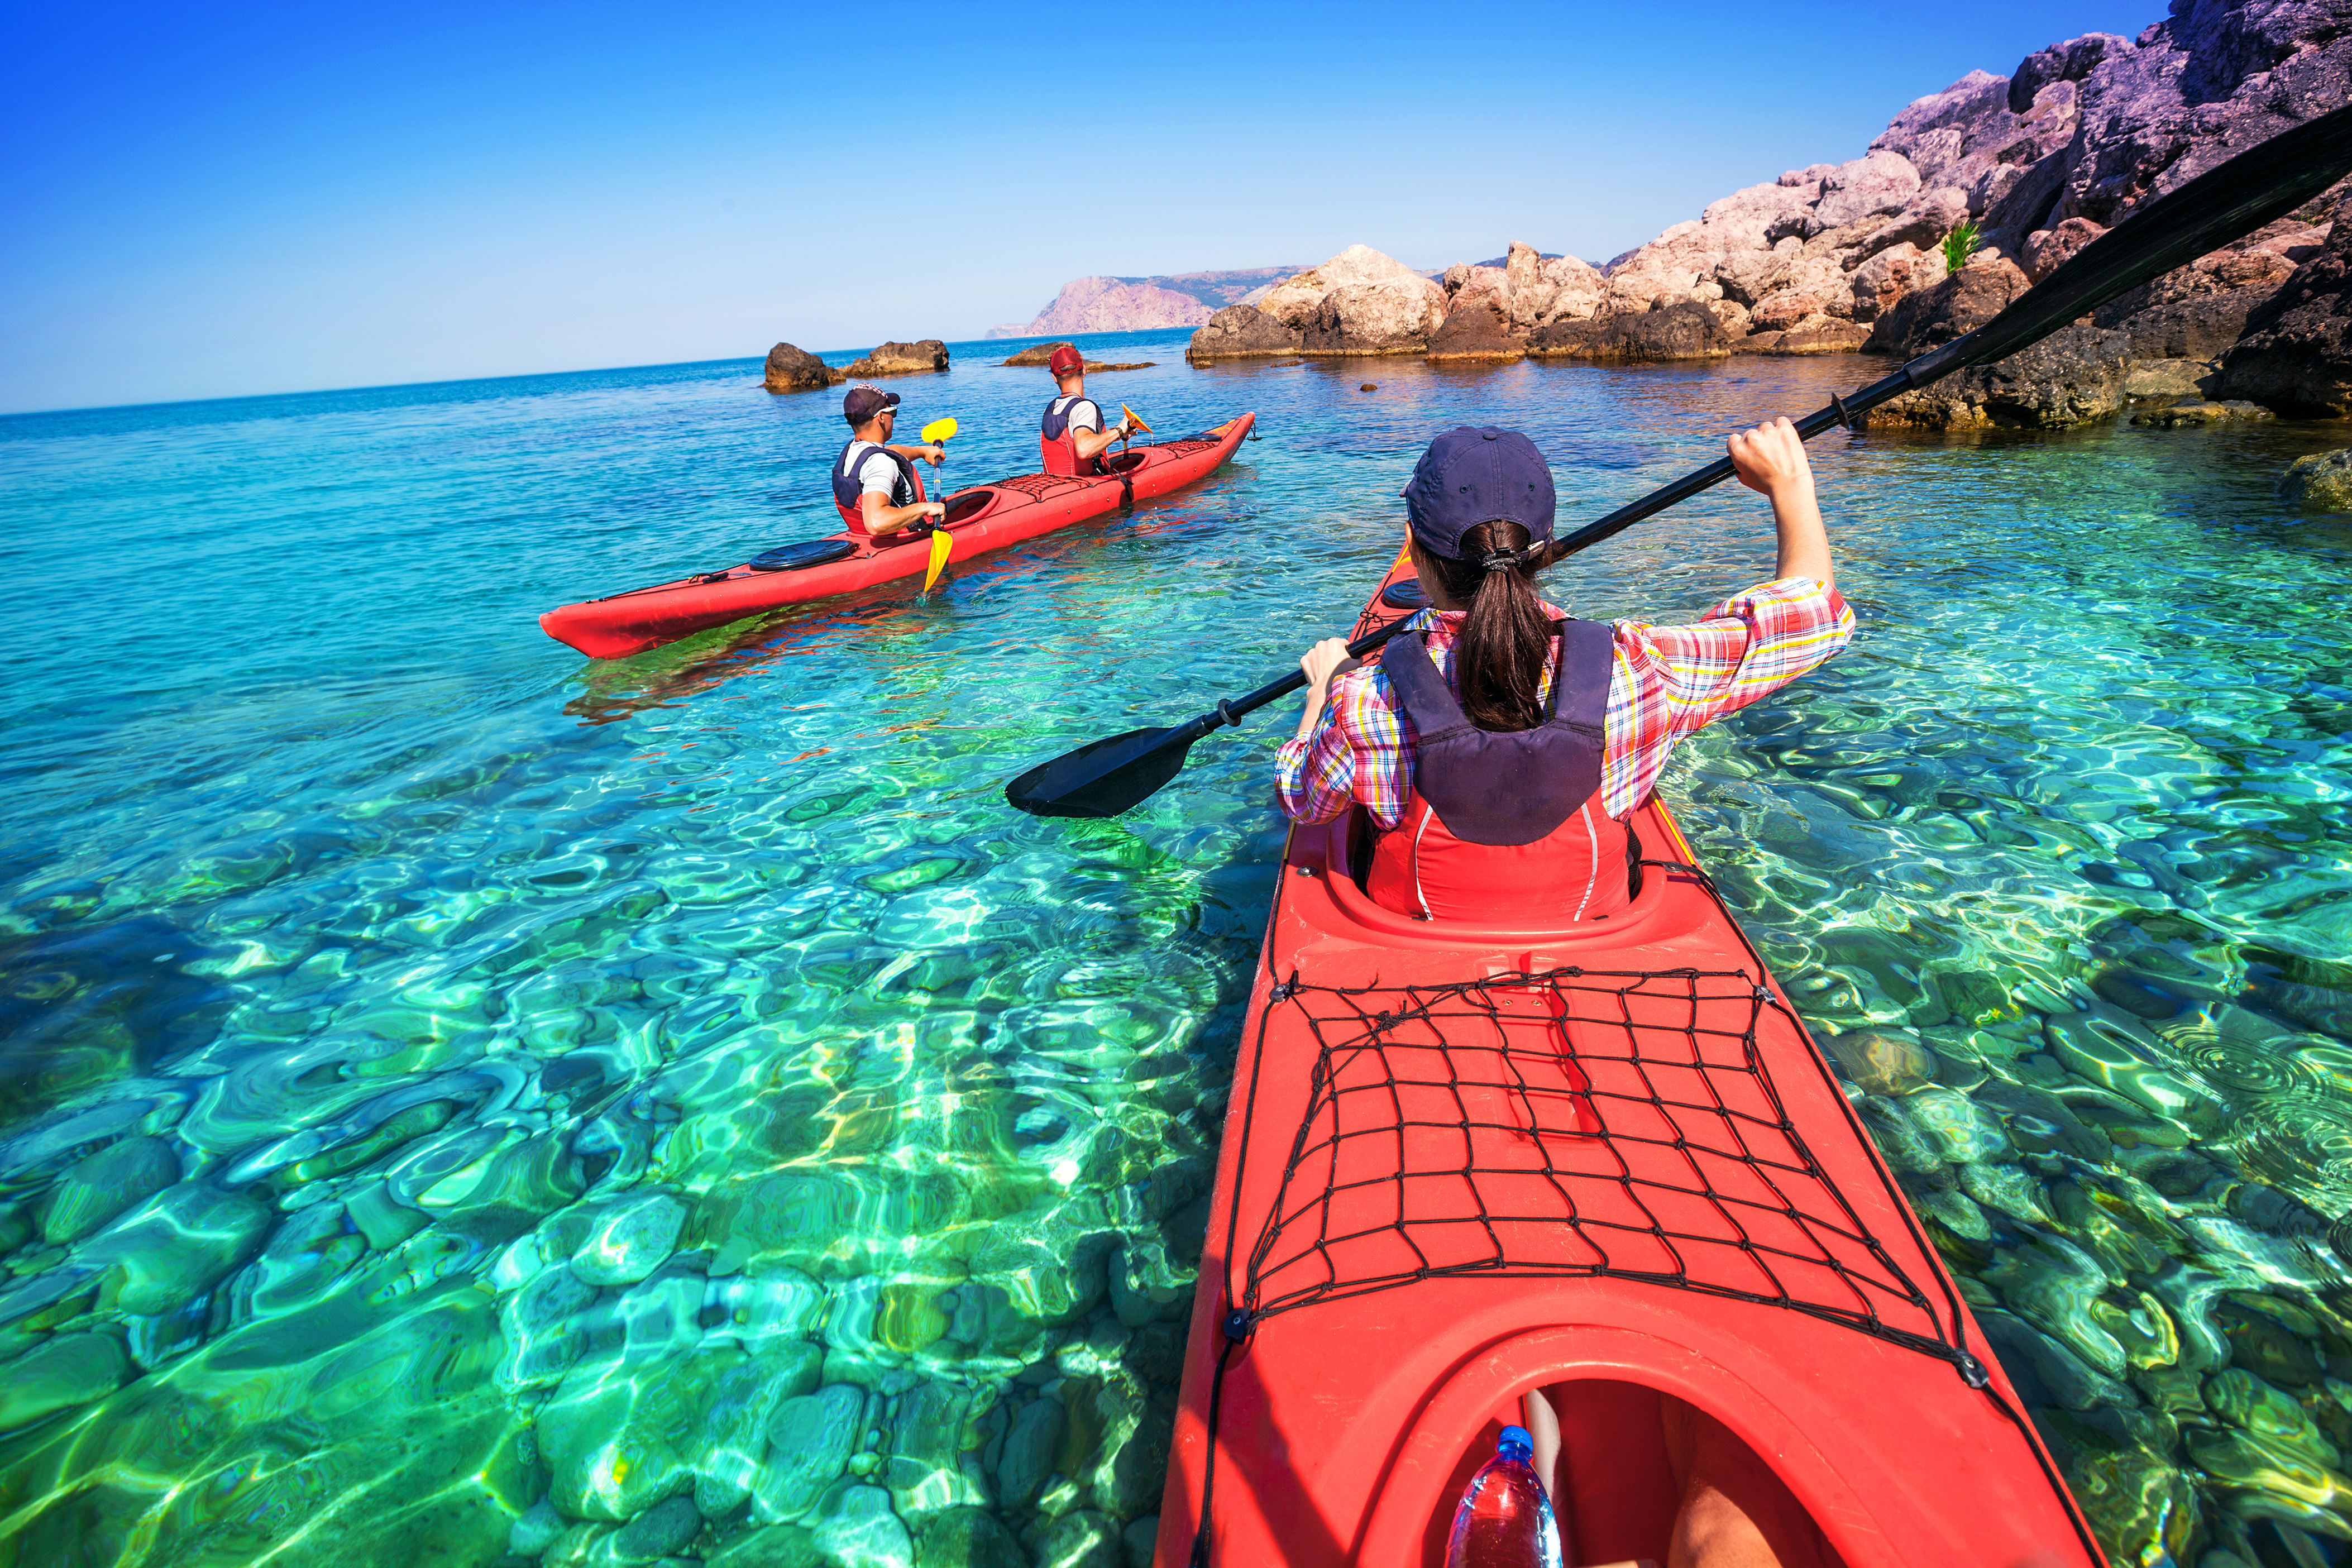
(1278, 420), (1852, 922)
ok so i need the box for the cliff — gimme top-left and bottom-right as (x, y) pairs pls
(1189, 0), (2352, 423)
(988, 267), (1297, 338)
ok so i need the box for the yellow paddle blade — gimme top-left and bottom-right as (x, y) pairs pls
(920, 417), (958, 444)
(1120, 404), (1153, 436)
(922, 527), (953, 594)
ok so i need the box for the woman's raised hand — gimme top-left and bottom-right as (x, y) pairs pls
(1727, 416), (1815, 499)
(1298, 637), (1360, 693)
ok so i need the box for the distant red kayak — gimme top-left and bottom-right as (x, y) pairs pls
(1155, 548), (2100, 1567)
(540, 413), (1255, 658)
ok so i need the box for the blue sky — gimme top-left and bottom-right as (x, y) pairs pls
(3, 1), (2158, 413)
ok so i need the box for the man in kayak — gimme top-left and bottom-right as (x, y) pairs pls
(1277, 419), (1851, 922)
(834, 384), (946, 536)
(1038, 344), (1135, 477)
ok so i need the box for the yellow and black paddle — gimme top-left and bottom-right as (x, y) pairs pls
(919, 417), (958, 592)
(1118, 404), (1151, 457)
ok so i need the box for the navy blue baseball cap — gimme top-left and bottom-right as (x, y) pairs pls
(1402, 427), (1556, 559)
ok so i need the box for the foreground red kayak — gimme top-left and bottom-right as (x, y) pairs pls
(1155, 549), (2099, 1567)
(539, 413), (1254, 658)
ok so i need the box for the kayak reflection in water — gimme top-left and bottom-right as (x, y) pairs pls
(833, 383), (946, 536)
(1518, 1389), (1830, 1568)
(1277, 420), (1853, 923)
(1038, 343), (1136, 476)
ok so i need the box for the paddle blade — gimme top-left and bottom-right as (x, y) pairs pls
(920, 417), (958, 444)
(1121, 403), (1153, 435)
(1006, 725), (1196, 818)
(922, 527), (953, 594)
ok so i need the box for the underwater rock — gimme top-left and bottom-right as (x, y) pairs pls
(1978, 1309), (2136, 1412)
(608, 1494), (702, 1561)
(810, 1484), (912, 1568)
(509, 1498), (568, 1557)
(2208, 1368), (2343, 1468)
(500, 1265), (599, 1390)
(2187, 1424), (2352, 1532)
(1984, 1233), (2130, 1376)
(913, 1507), (1026, 1568)
(2057, 1442), (2203, 1568)
(1909, 1185), (1992, 1242)
(0, 1331), (130, 1431)
(706, 1524), (824, 1568)
(1901, 1085), (2011, 1165)
(541, 1346), (737, 1521)
(573, 1193), (686, 1287)
(82, 1183), (272, 1316)
(2279, 450), (2352, 511)
(756, 1384), (866, 1523)
(2220, 1297), (2329, 1388)
(1973, 1082), (2108, 1161)
(1822, 1030), (1938, 1096)
(1030, 1508), (1120, 1568)
(1959, 1160), (2053, 1226)
(996, 1393), (1064, 1508)
(884, 1378), (985, 1516)
(1121, 1516), (1158, 1568)
(1854, 1097), (1952, 1187)
(708, 1268), (829, 1346)
(40, 1136), (179, 1244)
(698, 1344), (824, 1514)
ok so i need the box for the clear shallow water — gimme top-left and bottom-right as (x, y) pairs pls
(2, 331), (2350, 1568)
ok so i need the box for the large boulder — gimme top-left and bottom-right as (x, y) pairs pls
(1184, 304), (1303, 362)
(1255, 245), (1445, 338)
(1302, 280), (1446, 356)
(2216, 200), (2352, 415)
(840, 340), (949, 378)
(764, 343), (838, 394)
(1809, 151), (1924, 233)
(1866, 319), (2134, 429)
(1528, 300), (1730, 362)
(1863, 254), (2031, 357)
(1427, 294), (1524, 362)
(2279, 450), (2352, 510)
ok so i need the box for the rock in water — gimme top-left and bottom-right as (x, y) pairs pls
(841, 341), (949, 378)
(810, 1485), (912, 1568)
(1426, 295), (1524, 362)
(995, 1393), (1063, 1507)
(41, 1136), (179, 1244)
(2219, 203), (2352, 416)
(82, 1184), (272, 1316)
(765, 343), (837, 394)
(610, 1494), (702, 1561)
(754, 1384), (865, 1522)
(1527, 300), (1730, 362)
(1185, 304), (1303, 361)
(2279, 450), (2352, 510)
(0, 1332), (130, 1432)
(1031, 1509), (1120, 1568)
(914, 1507), (1026, 1568)
(1121, 1516), (1159, 1568)
(572, 1193), (685, 1287)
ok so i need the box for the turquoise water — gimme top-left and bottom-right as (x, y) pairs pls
(3, 329), (2350, 1568)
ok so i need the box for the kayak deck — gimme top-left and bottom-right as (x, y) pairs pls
(1156, 554), (2099, 1567)
(539, 413), (1254, 658)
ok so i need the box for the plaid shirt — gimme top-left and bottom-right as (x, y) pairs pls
(1276, 576), (1854, 828)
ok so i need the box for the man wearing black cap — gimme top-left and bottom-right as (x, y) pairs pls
(1038, 344), (1135, 477)
(834, 384), (946, 536)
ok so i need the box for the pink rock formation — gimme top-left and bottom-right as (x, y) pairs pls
(1021, 277), (1213, 334)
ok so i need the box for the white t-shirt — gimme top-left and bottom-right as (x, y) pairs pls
(1054, 395), (1102, 434)
(842, 441), (911, 503)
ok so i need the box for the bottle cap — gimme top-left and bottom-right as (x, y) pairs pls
(1499, 1424), (1532, 1450)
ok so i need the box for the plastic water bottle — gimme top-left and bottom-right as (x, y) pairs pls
(1443, 1424), (1564, 1568)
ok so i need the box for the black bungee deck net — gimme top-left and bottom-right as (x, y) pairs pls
(1185, 858), (2103, 1566)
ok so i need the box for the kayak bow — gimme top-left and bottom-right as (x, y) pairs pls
(1156, 551), (2101, 1568)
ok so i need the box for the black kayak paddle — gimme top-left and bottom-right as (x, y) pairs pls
(1006, 103), (2352, 820)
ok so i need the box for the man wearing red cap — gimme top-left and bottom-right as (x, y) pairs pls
(1038, 345), (1134, 477)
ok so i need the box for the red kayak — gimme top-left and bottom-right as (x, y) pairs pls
(1154, 547), (2099, 1567)
(539, 413), (1254, 658)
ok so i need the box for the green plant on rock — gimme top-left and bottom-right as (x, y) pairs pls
(1941, 219), (1984, 276)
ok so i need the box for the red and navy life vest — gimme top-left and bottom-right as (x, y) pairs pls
(832, 439), (925, 533)
(1364, 617), (1632, 924)
(1039, 394), (1103, 477)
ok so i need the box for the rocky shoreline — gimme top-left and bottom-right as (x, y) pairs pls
(1190, 0), (2352, 429)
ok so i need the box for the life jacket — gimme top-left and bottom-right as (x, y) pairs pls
(1039, 394), (1103, 477)
(1364, 618), (1632, 924)
(832, 439), (925, 533)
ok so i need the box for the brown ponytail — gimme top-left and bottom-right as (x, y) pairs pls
(1418, 520), (1554, 732)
